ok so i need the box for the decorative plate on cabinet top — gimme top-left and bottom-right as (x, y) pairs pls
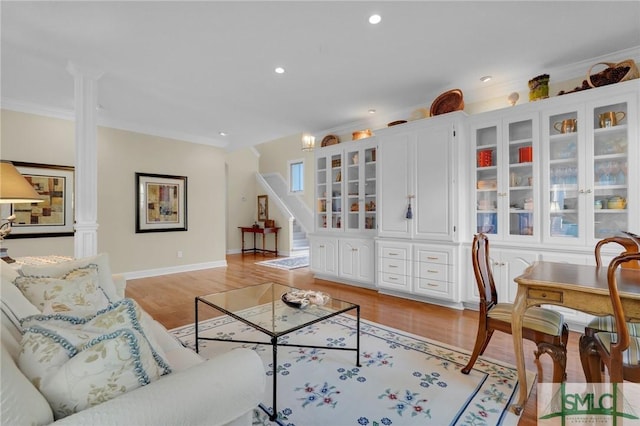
(321, 134), (340, 147)
(430, 89), (464, 116)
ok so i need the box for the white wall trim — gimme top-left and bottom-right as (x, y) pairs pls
(121, 259), (227, 280)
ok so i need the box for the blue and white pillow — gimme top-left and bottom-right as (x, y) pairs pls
(18, 299), (172, 419)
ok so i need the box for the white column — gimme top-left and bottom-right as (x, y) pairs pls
(66, 61), (103, 258)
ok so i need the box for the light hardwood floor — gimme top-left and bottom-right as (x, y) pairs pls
(126, 253), (588, 426)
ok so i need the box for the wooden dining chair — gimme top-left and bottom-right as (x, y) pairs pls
(582, 236), (640, 340)
(579, 252), (640, 383)
(461, 233), (568, 382)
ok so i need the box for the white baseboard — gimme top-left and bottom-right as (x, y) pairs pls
(122, 260), (227, 280)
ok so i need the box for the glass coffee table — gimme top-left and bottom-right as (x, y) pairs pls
(195, 282), (361, 421)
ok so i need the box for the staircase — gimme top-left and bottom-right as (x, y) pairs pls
(291, 220), (309, 252)
(257, 173), (311, 254)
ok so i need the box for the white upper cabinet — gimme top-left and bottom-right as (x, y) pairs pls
(470, 113), (540, 242)
(377, 113), (462, 241)
(541, 87), (638, 246)
(315, 139), (377, 234)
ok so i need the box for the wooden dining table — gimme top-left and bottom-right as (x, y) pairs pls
(511, 260), (640, 414)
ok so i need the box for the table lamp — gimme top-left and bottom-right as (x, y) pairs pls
(0, 160), (43, 263)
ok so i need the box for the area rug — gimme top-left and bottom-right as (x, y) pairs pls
(256, 255), (309, 270)
(171, 306), (534, 426)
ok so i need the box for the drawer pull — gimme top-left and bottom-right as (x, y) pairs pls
(389, 276), (398, 281)
(389, 265), (398, 268)
(427, 256), (439, 260)
(427, 283), (438, 287)
(389, 253), (399, 256)
(427, 269), (438, 273)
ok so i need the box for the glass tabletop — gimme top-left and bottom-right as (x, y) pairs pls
(196, 282), (358, 336)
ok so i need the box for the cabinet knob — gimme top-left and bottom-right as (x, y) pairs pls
(319, 245), (325, 248)
(352, 248), (358, 252)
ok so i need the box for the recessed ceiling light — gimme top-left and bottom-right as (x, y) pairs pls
(219, 131), (227, 136)
(369, 14), (382, 24)
(275, 67), (285, 74)
(368, 109), (376, 114)
(480, 75), (492, 83)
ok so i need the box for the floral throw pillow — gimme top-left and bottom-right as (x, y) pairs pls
(18, 299), (171, 420)
(14, 265), (110, 316)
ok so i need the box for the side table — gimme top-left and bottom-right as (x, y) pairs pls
(238, 226), (280, 257)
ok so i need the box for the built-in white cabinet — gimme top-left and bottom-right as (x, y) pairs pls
(470, 113), (540, 242)
(315, 139), (377, 233)
(310, 137), (377, 287)
(338, 238), (375, 284)
(463, 247), (537, 305)
(377, 113), (463, 241)
(377, 240), (459, 304)
(309, 237), (338, 276)
(541, 90), (638, 246)
(377, 241), (411, 292)
(413, 244), (458, 301)
(311, 79), (638, 321)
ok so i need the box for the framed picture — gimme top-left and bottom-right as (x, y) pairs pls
(136, 172), (187, 233)
(1, 162), (74, 238)
(257, 195), (268, 221)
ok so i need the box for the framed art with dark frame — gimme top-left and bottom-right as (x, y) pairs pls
(257, 195), (268, 221)
(1, 161), (74, 238)
(135, 172), (187, 233)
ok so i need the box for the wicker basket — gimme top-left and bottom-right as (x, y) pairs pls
(587, 59), (639, 88)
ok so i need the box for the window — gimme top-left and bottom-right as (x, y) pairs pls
(289, 159), (304, 193)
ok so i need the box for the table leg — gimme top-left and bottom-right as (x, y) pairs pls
(271, 336), (278, 421)
(511, 285), (528, 414)
(195, 298), (199, 354)
(262, 234), (266, 253)
(274, 231), (278, 257)
(253, 233), (257, 253)
(240, 230), (245, 252)
(356, 305), (361, 367)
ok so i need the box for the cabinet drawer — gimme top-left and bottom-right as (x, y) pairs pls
(416, 262), (448, 282)
(380, 272), (409, 289)
(417, 250), (449, 265)
(414, 278), (450, 296)
(381, 247), (408, 260)
(381, 257), (407, 275)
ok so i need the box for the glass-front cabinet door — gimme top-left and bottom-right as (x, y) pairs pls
(472, 115), (538, 241)
(543, 92), (637, 245)
(590, 98), (633, 240)
(315, 148), (343, 231)
(543, 105), (583, 243)
(345, 142), (377, 232)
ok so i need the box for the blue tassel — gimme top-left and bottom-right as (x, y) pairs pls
(406, 203), (413, 219)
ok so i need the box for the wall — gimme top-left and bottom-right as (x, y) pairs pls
(225, 148), (260, 252)
(256, 133), (315, 212)
(1, 110), (227, 275)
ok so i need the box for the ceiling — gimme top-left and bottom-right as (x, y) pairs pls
(2, 1), (639, 151)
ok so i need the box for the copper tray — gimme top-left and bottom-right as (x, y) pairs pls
(430, 89), (464, 116)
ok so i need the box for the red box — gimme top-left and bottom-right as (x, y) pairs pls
(477, 149), (493, 167)
(519, 146), (533, 163)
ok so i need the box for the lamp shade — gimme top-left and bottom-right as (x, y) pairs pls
(0, 160), (43, 203)
(301, 134), (315, 151)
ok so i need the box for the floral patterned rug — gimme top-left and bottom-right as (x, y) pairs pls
(255, 256), (309, 270)
(171, 305), (534, 426)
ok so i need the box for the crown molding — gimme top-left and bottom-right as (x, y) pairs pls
(0, 97), (228, 149)
(315, 46), (640, 139)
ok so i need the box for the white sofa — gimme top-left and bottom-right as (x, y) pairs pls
(1, 255), (265, 426)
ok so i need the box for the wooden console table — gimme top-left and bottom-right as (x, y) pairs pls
(239, 226), (281, 257)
